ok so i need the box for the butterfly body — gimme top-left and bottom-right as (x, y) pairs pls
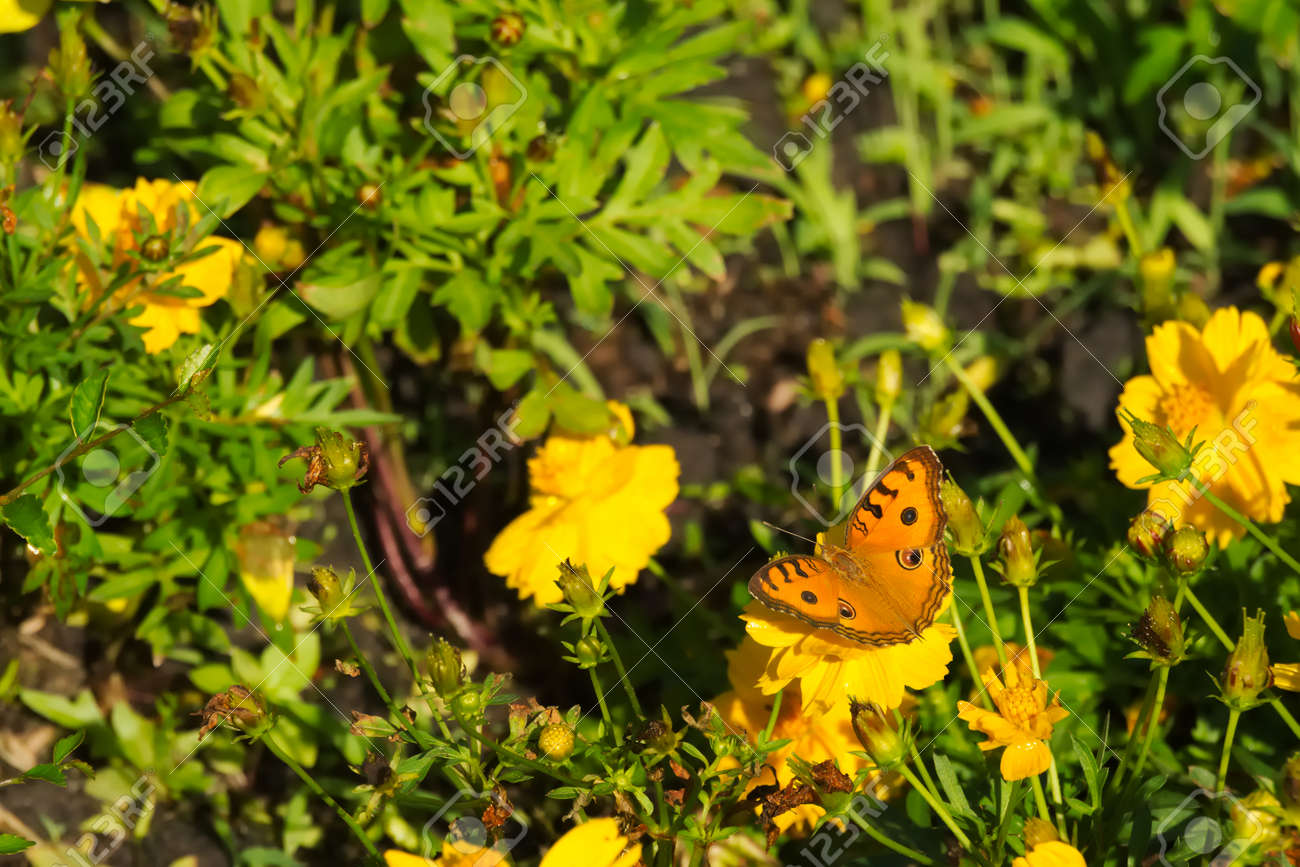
(749, 446), (952, 647)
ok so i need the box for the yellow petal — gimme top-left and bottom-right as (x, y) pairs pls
(1144, 318), (1214, 391)
(0, 0), (50, 31)
(1018, 840), (1088, 867)
(999, 738), (1052, 780)
(1272, 663), (1300, 692)
(1285, 612), (1300, 642)
(540, 818), (641, 867)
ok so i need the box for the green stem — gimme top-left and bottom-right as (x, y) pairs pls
(951, 604), (993, 710)
(341, 623), (394, 709)
(1269, 697), (1300, 740)
(762, 688), (784, 742)
(864, 397), (893, 482)
(944, 357), (1034, 479)
(845, 808), (934, 865)
(1131, 665), (1170, 782)
(1030, 775), (1051, 822)
(1113, 197), (1144, 258)
(1182, 585), (1234, 651)
(1215, 708), (1241, 793)
(1017, 587), (1041, 680)
(1017, 585), (1063, 830)
(344, 493), (420, 679)
(898, 764), (972, 849)
(587, 663), (621, 746)
(971, 556), (1008, 669)
(594, 620), (642, 716)
(994, 779), (1020, 857)
(265, 733), (381, 863)
(1201, 488), (1300, 578)
(827, 396), (844, 510)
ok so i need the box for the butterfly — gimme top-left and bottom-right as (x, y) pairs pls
(748, 445), (951, 647)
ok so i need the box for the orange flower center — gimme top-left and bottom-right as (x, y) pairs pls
(998, 685), (1042, 726)
(1157, 382), (1214, 436)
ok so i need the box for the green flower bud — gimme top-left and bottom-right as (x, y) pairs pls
(555, 560), (605, 623)
(141, 235), (169, 262)
(426, 638), (465, 698)
(997, 515), (1038, 588)
(198, 684), (272, 740)
(1127, 509), (1171, 559)
(940, 479), (984, 556)
(849, 699), (906, 768)
(1283, 753), (1300, 807)
(490, 12), (525, 46)
(1121, 410), (1195, 482)
(806, 339), (845, 401)
(278, 427), (370, 494)
(47, 23), (93, 102)
(875, 349), (902, 406)
(0, 101), (27, 172)
(1131, 595), (1185, 665)
(573, 635), (605, 669)
(1222, 610), (1272, 709)
(1164, 525), (1208, 575)
(1022, 817), (1060, 848)
(901, 299), (949, 353)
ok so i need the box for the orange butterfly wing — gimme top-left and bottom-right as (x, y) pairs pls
(833, 445), (951, 645)
(747, 555), (841, 630)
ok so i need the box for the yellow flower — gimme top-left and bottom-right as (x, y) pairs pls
(384, 842), (506, 867)
(739, 595), (956, 714)
(1269, 610), (1300, 691)
(234, 521), (296, 622)
(0, 0), (51, 33)
(957, 661), (1068, 780)
(1109, 307), (1300, 547)
(1011, 841), (1087, 867)
(540, 818), (640, 867)
(72, 178), (243, 353)
(714, 641), (897, 834)
(484, 403), (679, 606)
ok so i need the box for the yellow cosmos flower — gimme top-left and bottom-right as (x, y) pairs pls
(1109, 307), (1300, 547)
(0, 0), (51, 33)
(957, 661), (1068, 780)
(714, 641), (897, 834)
(1270, 610), (1300, 691)
(384, 843), (505, 867)
(1011, 841), (1087, 867)
(738, 596), (955, 714)
(540, 818), (640, 867)
(484, 403), (679, 606)
(72, 177), (243, 353)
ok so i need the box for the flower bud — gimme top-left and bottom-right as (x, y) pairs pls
(806, 339), (845, 401)
(1022, 817), (1059, 848)
(849, 700), (906, 768)
(922, 389), (969, 442)
(47, 25), (93, 102)
(357, 183), (382, 210)
(1176, 292), (1210, 329)
(490, 12), (525, 46)
(1230, 789), (1282, 852)
(555, 560), (605, 622)
(538, 723), (575, 760)
(940, 479), (984, 556)
(198, 684), (271, 739)
(1164, 525), (1208, 575)
(278, 427), (370, 494)
(1139, 248), (1176, 323)
(1127, 509), (1171, 559)
(1121, 410), (1195, 481)
(875, 349), (902, 406)
(141, 235), (169, 262)
(997, 515), (1037, 588)
(1131, 595), (1185, 665)
(901, 300), (948, 353)
(307, 566), (343, 609)
(963, 355), (999, 393)
(0, 101), (26, 171)
(572, 635), (605, 669)
(1283, 753), (1300, 806)
(234, 521), (296, 622)
(426, 638), (466, 698)
(1223, 610), (1273, 709)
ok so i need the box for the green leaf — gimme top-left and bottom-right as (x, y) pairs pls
(1071, 735), (1102, 808)
(298, 270), (383, 321)
(19, 688), (104, 728)
(175, 343), (218, 395)
(133, 413), (169, 458)
(53, 731), (84, 764)
(197, 166), (268, 218)
(69, 368), (109, 441)
(511, 388), (551, 440)
(606, 123), (670, 215)
(932, 753), (979, 827)
(0, 835), (34, 855)
(483, 349), (534, 390)
(550, 384), (611, 435)
(18, 763), (66, 786)
(361, 0), (391, 27)
(433, 271), (497, 335)
(3, 495), (55, 555)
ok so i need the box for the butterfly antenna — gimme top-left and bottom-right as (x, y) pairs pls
(761, 521), (819, 547)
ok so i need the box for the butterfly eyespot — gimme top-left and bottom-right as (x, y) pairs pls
(896, 548), (923, 570)
(838, 600), (856, 620)
(900, 507), (918, 525)
(800, 590), (818, 605)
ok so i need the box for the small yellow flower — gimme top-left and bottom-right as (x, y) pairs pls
(234, 521), (296, 622)
(1011, 840), (1087, 867)
(1269, 610), (1300, 691)
(739, 594), (955, 714)
(957, 661), (1068, 780)
(901, 299), (949, 352)
(540, 818), (640, 867)
(1, 0), (52, 34)
(71, 178), (244, 353)
(484, 402), (679, 606)
(1109, 307), (1300, 547)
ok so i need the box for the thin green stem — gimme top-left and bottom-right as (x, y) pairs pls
(265, 733), (381, 863)
(1215, 708), (1241, 793)
(951, 604), (993, 710)
(1030, 775), (1051, 822)
(762, 688), (784, 742)
(1017, 587), (1042, 680)
(1018, 585), (1063, 830)
(341, 623), (394, 709)
(971, 556), (1008, 668)
(594, 619), (642, 716)
(898, 764), (972, 849)
(1131, 666), (1170, 782)
(994, 778), (1020, 857)
(1201, 488), (1300, 578)
(587, 663), (620, 746)
(1269, 697), (1300, 740)
(344, 494), (420, 678)
(864, 397), (893, 482)
(945, 357), (1033, 478)
(1182, 585), (1234, 651)
(1113, 197), (1144, 259)
(827, 397), (844, 509)
(845, 808), (934, 865)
